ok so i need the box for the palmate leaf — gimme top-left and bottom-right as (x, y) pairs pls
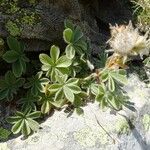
(49, 75), (81, 103)
(39, 45), (72, 81)
(0, 71), (25, 101)
(3, 37), (29, 77)
(63, 24), (87, 60)
(19, 92), (40, 112)
(7, 111), (41, 136)
(24, 72), (49, 95)
(100, 69), (128, 93)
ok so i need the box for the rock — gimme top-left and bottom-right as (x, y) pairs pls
(0, 0), (132, 53)
(2, 74), (150, 150)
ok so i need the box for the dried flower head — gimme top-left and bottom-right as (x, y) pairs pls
(108, 21), (150, 58)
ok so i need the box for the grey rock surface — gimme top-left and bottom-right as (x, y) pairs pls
(0, 0), (132, 53)
(1, 74), (150, 150)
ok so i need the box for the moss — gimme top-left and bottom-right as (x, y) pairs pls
(5, 20), (22, 36)
(28, 0), (37, 5)
(142, 114), (150, 131)
(115, 118), (130, 135)
(21, 12), (37, 26)
(6, 2), (20, 14)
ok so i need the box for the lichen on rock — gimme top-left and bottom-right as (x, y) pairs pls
(5, 20), (22, 36)
(142, 114), (150, 131)
(115, 117), (130, 135)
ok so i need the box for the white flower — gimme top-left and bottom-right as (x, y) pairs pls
(108, 21), (150, 58)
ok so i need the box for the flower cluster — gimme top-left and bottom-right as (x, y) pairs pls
(108, 21), (150, 59)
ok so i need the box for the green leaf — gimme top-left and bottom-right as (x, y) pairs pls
(63, 86), (74, 102)
(66, 78), (79, 85)
(110, 72), (128, 85)
(27, 111), (41, 119)
(50, 68), (56, 82)
(108, 76), (115, 92)
(41, 101), (51, 114)
(76, 108), (84, 115)
(56, 56), (72, 67)
(27, 118), (39, 131)
(39, 54), (53, 66)
(101, 71), (108, 82)
(96, 84), (105, 102)
(54, 89), (64, 101)
(67, 85), (81, 94)
(91, 83), (99, 95)
(100, 98), (107, 109)
(64, 19), (74, 30)
(108, 96), (121, 110)
(41, 64), (51, 71)
(73, 96), (82, 107)
(11, 120), (23, 134)
(21, 120), (31, 136)
(16, 78), (25, 87)
(65, 45), (75, 59)
(49, 84), (62, 93)
(3, 50), (19, 63)
(63, 28), (73, 43)
(7, 36), (21, 52)
(0, 90), (8, 100)
(50, 45), (60, 62)
(7, 116), (22, 124)
(15, 111), (24, 117)
(12, 60), (23, 77)
(73, 26), (83, 43)
(51, 99), (66, 108)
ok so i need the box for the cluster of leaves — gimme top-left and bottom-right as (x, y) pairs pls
(0, 20), (134, 138)
(132, 0), (150, 25)
(0, 127), (11, 140)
